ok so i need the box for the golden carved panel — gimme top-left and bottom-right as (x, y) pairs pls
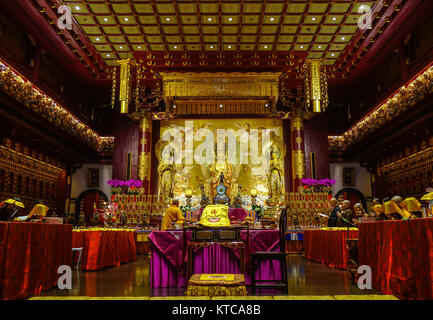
(292, 150), (305, 179)
(160, 72), (281, 98)
(138, 152), (151, 180)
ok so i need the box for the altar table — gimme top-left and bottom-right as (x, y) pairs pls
(72, 228), (136, 271)
(136, 230), (152, 255)
(358, 218), (433, 300)
(285, 229), (304, 253)
(0, 221), (72, 300)
(149, 229), (282, 288)
(304, 228), (359, 269)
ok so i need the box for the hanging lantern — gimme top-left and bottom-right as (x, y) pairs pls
(110, 67), (116, 109)
(304, 59), (329, 113)
(118, 58), (132, 114)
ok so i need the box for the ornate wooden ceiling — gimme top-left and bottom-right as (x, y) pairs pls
(29, 0), (413, 79)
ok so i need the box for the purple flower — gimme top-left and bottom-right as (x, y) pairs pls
(301, 178), (337, 187)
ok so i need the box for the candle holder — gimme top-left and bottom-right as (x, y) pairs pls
(185, 189), (193, 207)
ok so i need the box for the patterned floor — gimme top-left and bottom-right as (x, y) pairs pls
(35, 254), (390, 299)
(30, 295), (397, 300)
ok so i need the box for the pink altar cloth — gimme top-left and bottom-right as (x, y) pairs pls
(149, 229), (282, 287)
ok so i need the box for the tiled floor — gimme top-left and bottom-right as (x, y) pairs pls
(38, 254), (382, 298)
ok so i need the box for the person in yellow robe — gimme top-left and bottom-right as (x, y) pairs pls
(161, 199), (185, 231)
(390, 196), (411, 219)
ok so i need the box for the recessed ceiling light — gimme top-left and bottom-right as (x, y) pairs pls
(342, 37), (345, 40)
(318, 45), (322, 49)
(332, 17), (337, 21)
(300, 45), (304, 48)
(228, 45), (232, 48)
(75, 6), (80, 10)
(219, 104), (223, 108)
(124, 18), (129, 21)
(270, 17), (274, 21)
(331, 53), (335, 56)
(166, 17), (170, 21)
(228, 17), (233, 21)
(104, 18), (108, 22)
(120, 46), (123, 49)
(173, 105), (176, 109)
(264, 45), (268, 49)
(96, 38), (100, 41)
(312, 17), (316, 21)
(208, 17), (212, 21)
(210, 45), (214, 48)
(174, 45), (177, 49)
(265, 103), (269, 107)
(106, 54), (110, 57)
(137, 46), (141, 49)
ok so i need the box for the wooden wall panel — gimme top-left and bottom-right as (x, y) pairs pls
(112, 115), (138, 180)
(304, 113), (330, 180)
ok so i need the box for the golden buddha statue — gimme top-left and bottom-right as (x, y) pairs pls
(209, 145), (233, 200)
(267, 143), (284, 204)
(158, 149), (176, 202)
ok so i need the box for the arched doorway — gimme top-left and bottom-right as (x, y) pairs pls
(335, 188), (368, 212)
(75, 189), (108, 224)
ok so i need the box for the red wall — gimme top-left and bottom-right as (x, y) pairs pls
(304, 113), (330, 179)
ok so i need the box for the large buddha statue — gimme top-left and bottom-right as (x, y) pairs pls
(267, 143), (284, 204)
(158, 149), (176, 202)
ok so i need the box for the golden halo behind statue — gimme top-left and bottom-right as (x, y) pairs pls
(155, 138), (183, 164)
(154, 139), (168, 162)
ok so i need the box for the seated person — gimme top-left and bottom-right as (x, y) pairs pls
(0, 198), (25, 221)
(353, 203), (370, 224)
(327, 198), (340, 227)
(21, 200), (49, 221)
(336, 200), (354, 227)
(421, 192), (433, 216)
(403, 197), (422, 218)
(161, 199), (185, 230)
(390, 196), (411, 220)
(372, 204), (387, 220)
(372, 198), (381, 206)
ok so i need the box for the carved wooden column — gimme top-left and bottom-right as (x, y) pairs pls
(291, 111), (305, 191)
(138, 113), (152, 194)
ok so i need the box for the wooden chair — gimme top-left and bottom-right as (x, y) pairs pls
(250, 207), (288, 293)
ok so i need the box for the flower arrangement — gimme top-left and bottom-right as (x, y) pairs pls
(301, 178), (336, 186)
(107, 179), (143, 188)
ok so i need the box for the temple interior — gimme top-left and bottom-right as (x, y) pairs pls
(0, 0), (433, 304)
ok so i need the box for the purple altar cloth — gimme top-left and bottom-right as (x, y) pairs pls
(197, 207), (248, 221)
(149, 230), (282, 288)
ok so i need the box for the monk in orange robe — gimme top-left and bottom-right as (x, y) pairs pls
(161, 199), (185, 231)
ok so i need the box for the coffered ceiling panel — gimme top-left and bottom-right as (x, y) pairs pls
(59, 0), (378, 69)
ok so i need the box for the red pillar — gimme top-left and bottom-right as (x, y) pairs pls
(291, 112), (305, 192)
(138, 113), (152, 194)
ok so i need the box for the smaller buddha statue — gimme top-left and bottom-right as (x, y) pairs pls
(267, 143), (284, 205)
(213, 172), (231, 206)
(199, 184), (209, 208)
(158, 149), (176, 202)
(232, 185), (243, 208)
